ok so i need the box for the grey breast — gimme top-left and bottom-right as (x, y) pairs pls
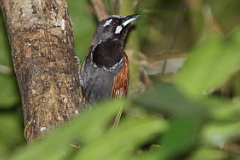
(81, 58), (125, 104)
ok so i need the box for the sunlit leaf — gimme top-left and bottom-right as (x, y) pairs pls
(203, 97), (240, 121)
(203, 122), (240, 147)
(176, 33), (240, 97)
(188, 147), (228, 160)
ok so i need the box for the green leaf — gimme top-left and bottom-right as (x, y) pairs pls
(176, 33), (240, 97)
(203, 122), (240, 147)
(10, 100), (125, 160)
(132, 83), (205, 159)
(188, 147), (228, 160)
(203, 97), (240, 121)
(74, 116), (167, 160)
(158, 117), (202, 160)
(132, 83), (206, 118)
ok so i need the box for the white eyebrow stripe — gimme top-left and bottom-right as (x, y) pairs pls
(103, 19), (112, 26)
(110, 15), (123, 19)
(115, 25), (123, 34)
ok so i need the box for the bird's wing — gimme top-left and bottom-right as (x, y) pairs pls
(111, 54), (129, 98)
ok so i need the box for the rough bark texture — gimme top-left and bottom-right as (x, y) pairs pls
(0, 0), (84, 143)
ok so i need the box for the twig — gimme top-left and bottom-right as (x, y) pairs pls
(91, 0), (109, 21)
(113, 0), (120, 15)
(111, 105), (123, 130)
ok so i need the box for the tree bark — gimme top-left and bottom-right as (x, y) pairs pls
(0, 0), (84, 143)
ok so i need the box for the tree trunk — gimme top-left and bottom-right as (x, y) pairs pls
(0, 0), (84, 143)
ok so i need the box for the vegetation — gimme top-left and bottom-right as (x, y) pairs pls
(1, 0), (240, 159)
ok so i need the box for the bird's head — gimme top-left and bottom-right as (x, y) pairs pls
(92, 14), (140, 46)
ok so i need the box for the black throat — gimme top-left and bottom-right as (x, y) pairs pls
(91, 39), (124, 69)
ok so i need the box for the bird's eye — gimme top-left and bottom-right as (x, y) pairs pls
(111, 20), (118, 26)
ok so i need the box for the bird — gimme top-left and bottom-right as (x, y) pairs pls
(80, 14), (140, 104)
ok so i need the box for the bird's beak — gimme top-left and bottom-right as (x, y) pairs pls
(122, 14), (141, 27)
(115, 14), (140, 34)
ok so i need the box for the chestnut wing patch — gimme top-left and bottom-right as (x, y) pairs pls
(112, 54), (129, 98)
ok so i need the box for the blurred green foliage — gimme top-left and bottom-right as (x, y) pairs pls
(1, 0), (240, 159)
(0, 14), (20, 108)
(68, 0), (95, 61)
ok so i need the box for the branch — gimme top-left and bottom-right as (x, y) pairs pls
(0, 0), (84, 143)
(91, 0), (109, 21)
